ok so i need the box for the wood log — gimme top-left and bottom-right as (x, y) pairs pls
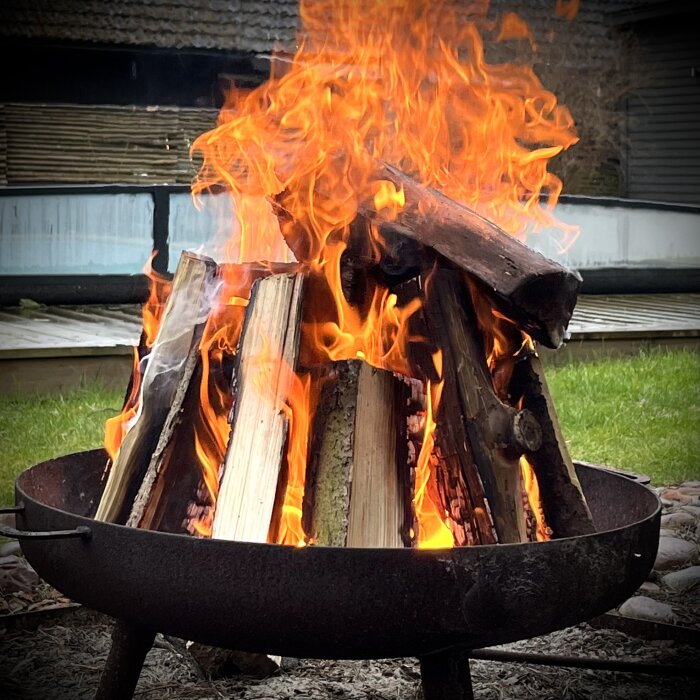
(395, 278), (496, 546)
(434, 376), (498, 547)
(126, 264), (299, 534)
(425, 269), (543, 543)
(126, 353), (202, 530)
(347, 362), (406, 548)
(306, 360), (408, 548)
(211, 272), (305, 542)
(510, 351), (595, 537)
(127, 359), (227, 534)
(359, 163), (582, 349)
(95, 252), (218, 524)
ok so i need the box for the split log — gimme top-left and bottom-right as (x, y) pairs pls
(95, 252), (218, 524)
(306, 360), (408, 548)
(211, 273), (305, 542)
(126, 263), (302, 533)
(359, 162), (581, 349)
(510, 351), (595, 537)
(127, 359), (227, 534)
(126, 353), (203, 530)
(425, 269), (542, 543)
(347, 363), (406, 548)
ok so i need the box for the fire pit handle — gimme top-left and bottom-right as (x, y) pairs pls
(0, 504), (92, 541)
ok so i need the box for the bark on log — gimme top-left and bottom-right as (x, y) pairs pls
(129, 358), (232, 534)
(307, 361), (358, 547)
(211, 272), (305, 542)
(126, 351), (202, 529)
(434, 377), (498, 547)
(425, 269), (542, 543)
(307, 360), (408, 548)
(510, 351), (595, 537)
(95, 252), (218, 524)
(360, 163), (581, 349)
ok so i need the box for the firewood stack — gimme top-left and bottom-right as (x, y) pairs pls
(96, 166), (594, 550)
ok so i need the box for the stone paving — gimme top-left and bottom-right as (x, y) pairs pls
(617, 481), (700, 626)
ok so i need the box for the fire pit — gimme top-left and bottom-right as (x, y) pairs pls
(4, 448), (659, 699)
(0, 2), (667, 698)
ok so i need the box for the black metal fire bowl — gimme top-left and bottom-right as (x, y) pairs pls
(12, 449), (659, 660)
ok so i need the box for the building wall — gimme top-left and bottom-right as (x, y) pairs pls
(625, 18), (700, 204)
(532, 199), (700, 269)
(0, 103), (217, 186)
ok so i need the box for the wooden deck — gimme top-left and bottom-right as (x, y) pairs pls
(0, 304), (141, 395)
(0, 294), (698, 394)
(568, 294), (700, 340)
(0, 305), (141, 359)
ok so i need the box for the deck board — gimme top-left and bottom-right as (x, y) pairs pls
(567, 293), (700, 338)
(0, 294), (698, 360)
(0, 304), (141, 358)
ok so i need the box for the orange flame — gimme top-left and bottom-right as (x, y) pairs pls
(496, 12), (536, 49)
(520, 455), (551, 541)
(193, 0), (578, 376)
(303, 241), (422, 374)
(141, 253), (173, 349)
(412, 352), (453, 548)
(273, 369), (315, 547)
(109, 0), (580, 545)
(103, 348), (141, 462)
(555, 0), (580, 22)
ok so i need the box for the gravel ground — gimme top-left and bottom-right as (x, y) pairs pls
(1, 483), (699, 699)
(0, 614), (698, 699)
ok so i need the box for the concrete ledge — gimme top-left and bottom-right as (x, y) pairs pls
(0, 355), (134, 397)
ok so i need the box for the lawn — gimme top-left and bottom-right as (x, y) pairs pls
(546, 348), (699, 485)
(0, 384), (123, 506)
(0, 348), (698, 506)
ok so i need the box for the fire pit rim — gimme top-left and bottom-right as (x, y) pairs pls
(12, 448), (660, 550)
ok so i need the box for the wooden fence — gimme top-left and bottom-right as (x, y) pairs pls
(0, 102), (218, 185)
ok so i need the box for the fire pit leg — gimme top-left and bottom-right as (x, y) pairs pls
(95, 620), (156, 700)
(419, 648), (474, 700)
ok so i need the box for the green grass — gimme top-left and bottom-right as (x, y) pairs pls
(0, 349), (697, 505)
(0, 384), (122, 506)
(547, 348), (700, 486)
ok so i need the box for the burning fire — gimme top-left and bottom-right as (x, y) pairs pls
(108, 0), (576, 547)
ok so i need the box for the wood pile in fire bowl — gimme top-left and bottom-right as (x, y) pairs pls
(96, 166), (594, 554)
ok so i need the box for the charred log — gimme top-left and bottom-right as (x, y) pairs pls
(425, 269), (542, 543)
(396, 278), (496, 546)
(360, 163), (581, 349)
